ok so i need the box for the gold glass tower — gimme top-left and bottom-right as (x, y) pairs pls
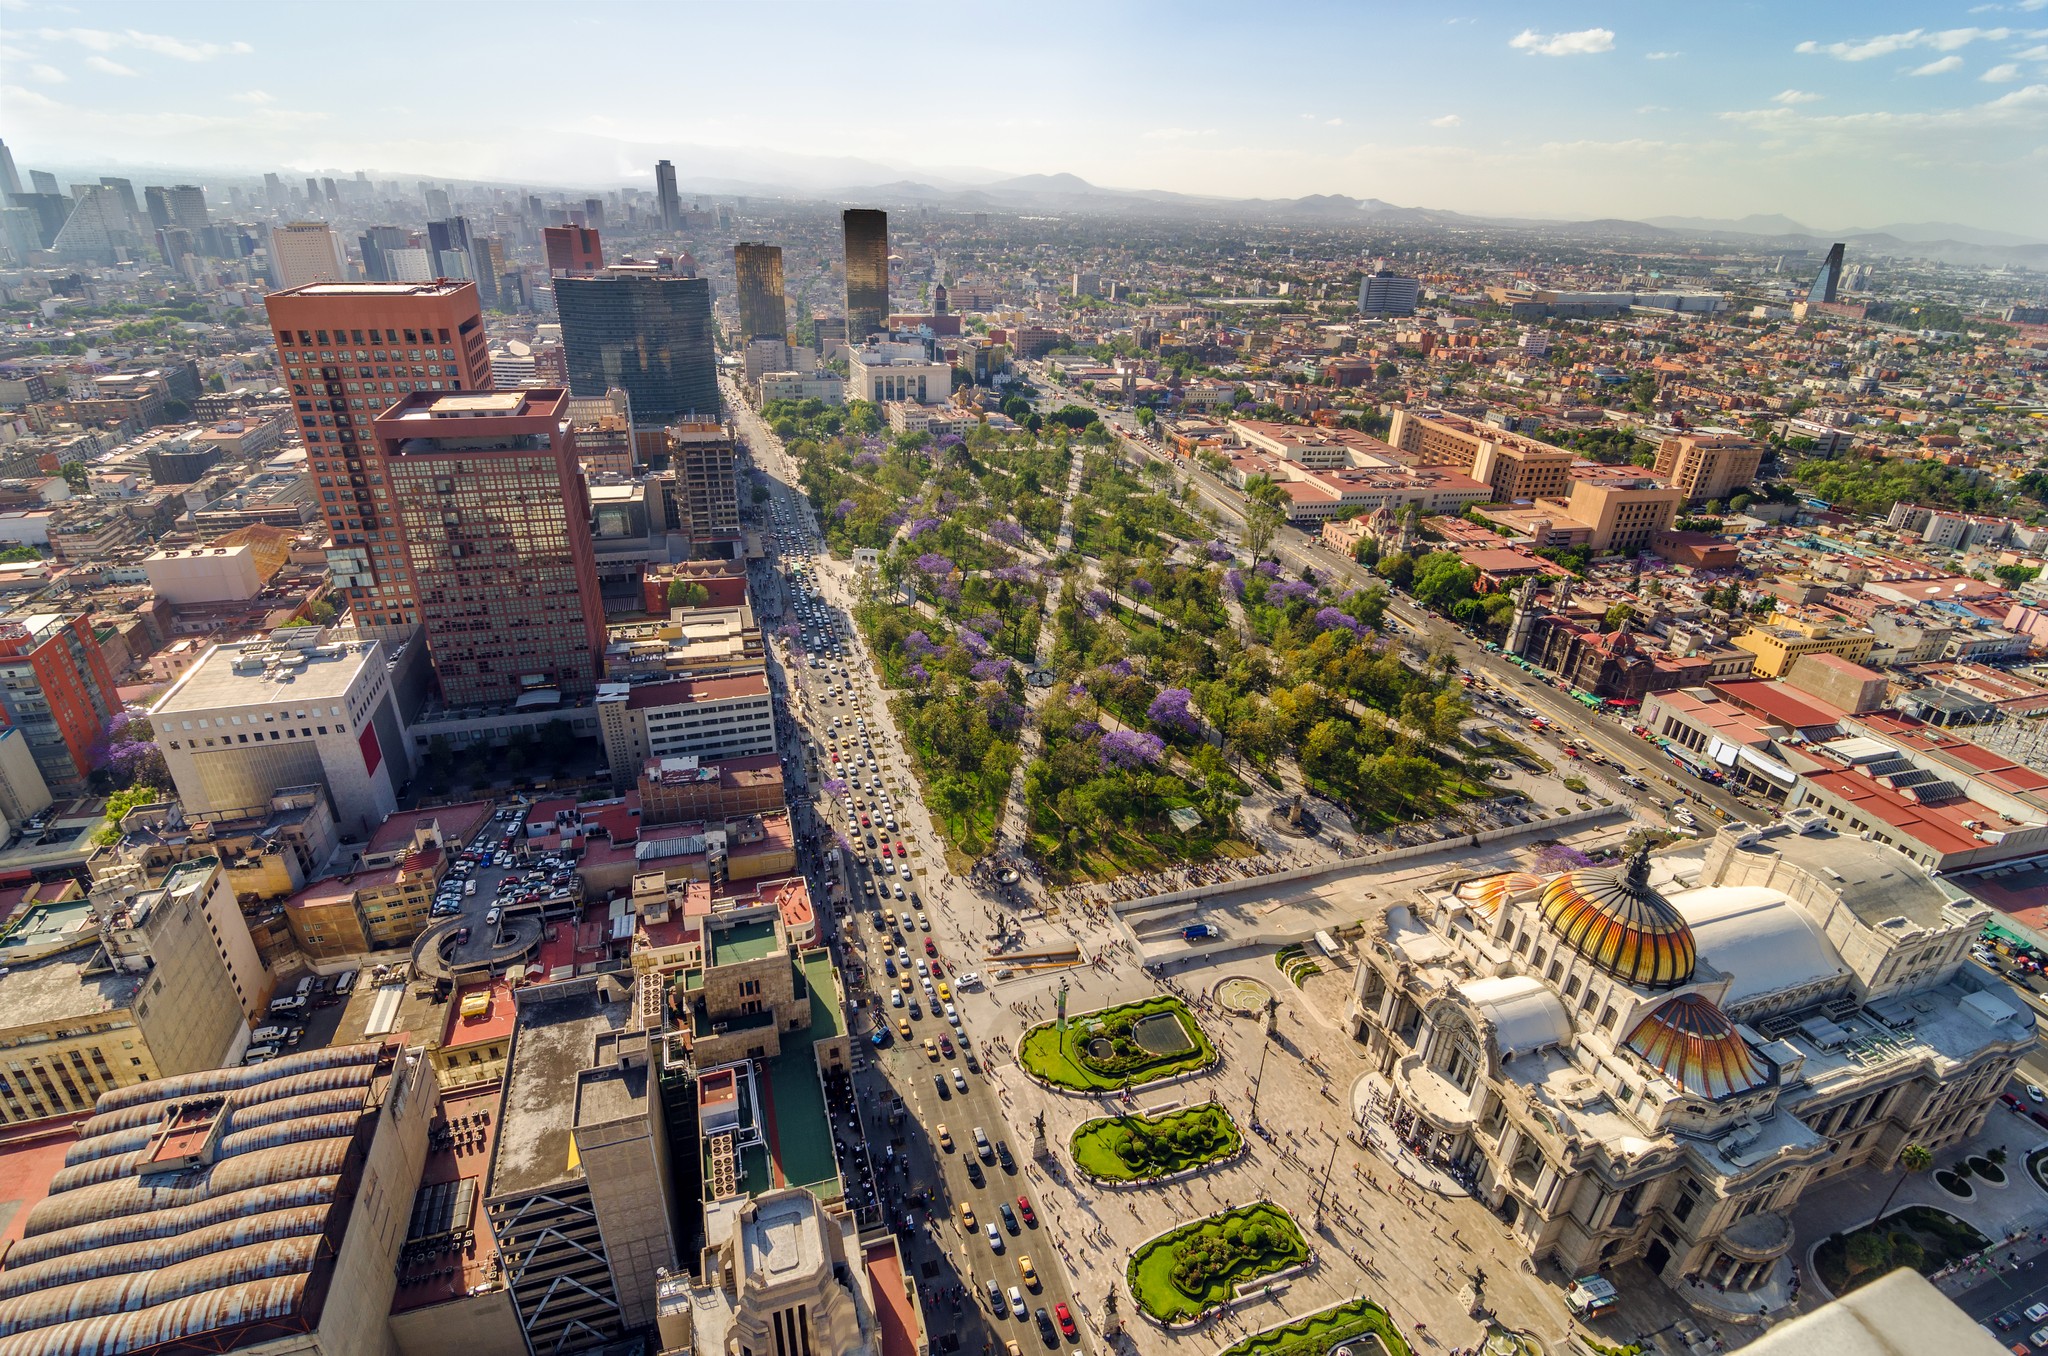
(842, 208), (888, 341)
(734, 242), (787, 342)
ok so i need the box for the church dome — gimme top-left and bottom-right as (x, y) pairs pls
(1537, 847), (1696, 988)
(1625, 993), (1769, 1100)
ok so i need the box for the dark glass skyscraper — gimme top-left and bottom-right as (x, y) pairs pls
(1807, 242), (1845, 305)
(655, 159), (681, 233)
(843, 208), (888, 341)
(733, 242), (787, 342)
(557, 266), (720, 422)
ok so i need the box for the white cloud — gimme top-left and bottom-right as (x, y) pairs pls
(28, 63), (65, 83)
(229, 89), (275, 104)
(1636, 104), (1672, 113)
(35, 27), (253, 62)
(1140, 127), (1214, 142)
(2018, 44), (2048, 57)
(1645, 51), (1681, 60)
(1984, 61), (2025, 80)
(1911, 55), (1965, 74)
(84, 55), (135, 75)
(1772, 89), (1823, 104)
(1428, 114), (1462, 128)
(1325, 117), (1343, 126)
(1798, 27), (2011, 60)
(1509, 27), (1615, 57)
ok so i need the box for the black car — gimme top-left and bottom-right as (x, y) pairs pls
(1035, 1308), (1056, 1342)
(965, 1159), (985, 1187)
(1994, 1309), (2022, 1331)
(995, 1140), (1016, 1172)
(998, 1202), (1019, 1234)
(933, 1074), (950, 1100)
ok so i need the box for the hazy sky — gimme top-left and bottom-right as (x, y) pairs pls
(4, 0), (2046, 233)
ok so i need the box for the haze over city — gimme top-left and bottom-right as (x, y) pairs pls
(5, 0), (2048, 233)
(0, 6), (2047, 1356)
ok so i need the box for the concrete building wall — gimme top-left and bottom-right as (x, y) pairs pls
(143, 545), (264, 605)
(0, 724), (53, 824)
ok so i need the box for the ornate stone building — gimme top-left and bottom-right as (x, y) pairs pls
(1347, 822), (2029, 1296)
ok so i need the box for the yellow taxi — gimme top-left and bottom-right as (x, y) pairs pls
(959, 1201), (977, 1229)
(937, 1124), (954, 1151)
(923, 1037), (940, 1061)
(896, 1016), (911, 1038)
(1019, 1257), (1038, 1289)
(935, 982), (952, 1001)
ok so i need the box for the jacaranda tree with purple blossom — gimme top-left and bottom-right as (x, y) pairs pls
(1146, 687), (1201, 737)
(1098, 729), (1165, 770)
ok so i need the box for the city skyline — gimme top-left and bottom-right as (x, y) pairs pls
(3, 1), (2046, 235)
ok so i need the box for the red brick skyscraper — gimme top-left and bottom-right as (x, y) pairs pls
(264, 281), (493, 637)
(372, 389), (607, 706)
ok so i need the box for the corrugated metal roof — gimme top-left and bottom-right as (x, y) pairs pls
(0, 1205), (328, 1303)
(0, 1041), (389, 1355)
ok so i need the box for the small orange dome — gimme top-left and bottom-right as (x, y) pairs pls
(1626, 993), (1769, 1100)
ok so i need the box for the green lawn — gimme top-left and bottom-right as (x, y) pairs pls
(1218, 1296), (1413, 1356)
(1126, 1202), (1308, 1322)
(1812, 1206), (1988, 1296)
(1069, 1103), (1241, 1181)
(1019, 995), (1217, 1092)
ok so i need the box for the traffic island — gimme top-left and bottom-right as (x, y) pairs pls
(1018, 994), (1217, 1093)
(1811, 1205), (1988, 1296)
(1125, 1201), (1311, 1325)
(1215, 1295), (1414, 1356)
(1069, 1101), (1243, 1183)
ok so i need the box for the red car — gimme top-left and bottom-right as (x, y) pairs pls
(859, 814), (870, 827)
(1055, 1304), (1075, 1339)
(1017, 1195), (1036, 1228)
(929, 958), (944, 975)
(939, 1034), (954, 1056)
(895, 842), (907, 856)
(924, 937), (938, 956)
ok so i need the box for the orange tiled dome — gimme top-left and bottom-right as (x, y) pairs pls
(1625, 993), (1769, 1099)
(1537, 847), (1696, 988)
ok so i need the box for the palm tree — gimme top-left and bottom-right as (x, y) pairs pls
(1875, 1143), (1934, 1222)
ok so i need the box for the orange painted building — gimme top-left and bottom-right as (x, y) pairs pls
(0, 613), (119, 792)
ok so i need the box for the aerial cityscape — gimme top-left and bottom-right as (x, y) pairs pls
(2, 4), (2048, 1356)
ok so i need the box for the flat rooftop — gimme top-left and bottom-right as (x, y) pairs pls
(711, 918), (780, 967)
(490, 989), (631, 1198)
(762, 1035), (839, 1201)
(277, 282), (473, 298)
(0, 945), (145, 1031)
(801, 949), (845, 1040)
(389, 1081), (503, 1317)
(152, 636), (378, 712)
(1761, 827), (1968, 929)
(0, 899), (94, 957)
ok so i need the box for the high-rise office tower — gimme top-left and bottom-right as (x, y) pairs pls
(583, 196), (605, 229)
(842, 208), (888, 341)
(269, 221), (347, 288)
(143, 186), (173, 231)
(557, 265), (720, 423)
(424, 185), (451, 220)
(1808, 243), (1845, 306)
(48, 188), (126, 265)
(263, 172), (287, 208)
(473, 236), (505, 307)
(372, 389), (607, 706)
(167, 184), (208, 232)
(0, 141), (20, 203)
(733, 242), (787, 342)
(263, 280), (494, 637)
(29, 170), (59, 198)
(426, 216), (477, 283)
(357, 225), (408, 282)
(321, 177), (340, 207)
(544, 226), (604, 276)
(97, 177), (140, 224)
(654, 159), (681, 232)
(304, 176), (319, 205)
